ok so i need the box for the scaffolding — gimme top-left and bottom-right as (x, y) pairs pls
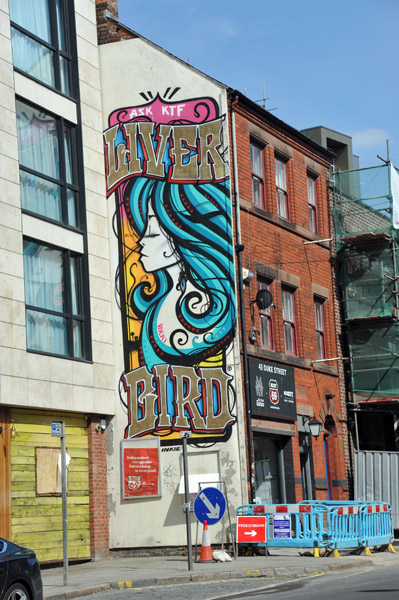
(333, 164), (394, 244)
(333, 164), (399, 397)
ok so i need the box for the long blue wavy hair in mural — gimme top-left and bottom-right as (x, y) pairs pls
(123, 176), (236, 370)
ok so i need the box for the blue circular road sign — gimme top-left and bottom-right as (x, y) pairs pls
(193, 487), (226, 525)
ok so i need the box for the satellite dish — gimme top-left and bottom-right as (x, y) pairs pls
(255, 289), (273, 310)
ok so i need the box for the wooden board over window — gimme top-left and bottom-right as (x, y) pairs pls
(35, 447), (61, 496)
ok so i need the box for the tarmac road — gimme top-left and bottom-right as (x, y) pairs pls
(50, 560), (399, 600)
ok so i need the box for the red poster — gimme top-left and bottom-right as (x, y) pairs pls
(123, 447), (159, 498)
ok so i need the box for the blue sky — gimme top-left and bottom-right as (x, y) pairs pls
(117, 0), (398, 170)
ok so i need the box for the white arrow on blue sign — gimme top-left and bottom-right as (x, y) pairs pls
(193, 487), (226, 525)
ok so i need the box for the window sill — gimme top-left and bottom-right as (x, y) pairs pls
(27, 347), (93, 364)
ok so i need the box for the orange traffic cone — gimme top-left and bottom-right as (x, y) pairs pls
(197, 520), (214, 562)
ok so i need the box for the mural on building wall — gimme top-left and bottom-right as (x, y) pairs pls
(103, 90), (237, 444)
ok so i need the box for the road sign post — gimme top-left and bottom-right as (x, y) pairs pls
(180, 431), (193, 571)
(194, 487), (226, 525)
(52, 421), (68, 586)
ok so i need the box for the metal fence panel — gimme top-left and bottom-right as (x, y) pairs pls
(355, 451), (399, 529)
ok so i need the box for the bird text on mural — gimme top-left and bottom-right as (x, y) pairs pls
(124, 365), (235, 438)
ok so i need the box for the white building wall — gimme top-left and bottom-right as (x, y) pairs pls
(99, 37), (247, 549)
(0, 0), (116, 417)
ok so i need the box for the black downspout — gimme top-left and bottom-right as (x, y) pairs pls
(229, 93), (256, 503)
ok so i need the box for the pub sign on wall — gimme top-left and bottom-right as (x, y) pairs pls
(248, 358), (296, 421)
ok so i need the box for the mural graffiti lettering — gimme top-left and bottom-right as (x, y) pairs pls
(123, 365), (235, 438)
(104, 92), (236, 443)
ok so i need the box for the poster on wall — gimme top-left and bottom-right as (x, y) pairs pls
(121, 438), (161, 499)
(248, 357), (296, 421)
(103, 89), (237, 445)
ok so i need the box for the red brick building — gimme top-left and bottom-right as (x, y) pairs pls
(228, 91), (349, 503)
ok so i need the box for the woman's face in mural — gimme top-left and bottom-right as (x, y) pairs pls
(139, 203), (180, 272)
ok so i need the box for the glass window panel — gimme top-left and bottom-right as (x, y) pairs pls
(10, 0), (52, 43)
(16, 102), (59, 180)
(55, 0), (68, 52)
(64, 126), (75, 184)
(23, 241), (64, 313)
(251, 144), (262, 176)
(67, 189), (78, 227)
(316, 332), (325, 360)
(284, 322), (294, 353)
(309, 205), (316, 233)
(282, 289), (293, 321)
(20, 171), (62, 222)
(59, 55), (71, 96)
(11, 28), (55, 88)
(277, 189), (287, 218)
(73, 320), (83, 358)
(70, 256), (81, 316)
(26, 308), (68, 355)
(314, 302), (323, 330)
(307, 176), (316, 206)
(252, 177), (262, 207)
(275, 158), (286, 189)
(260, 314), (271, 347)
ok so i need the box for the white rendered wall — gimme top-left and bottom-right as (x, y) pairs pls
(0, 0), (116, 417)
(99, 37), (247, 549)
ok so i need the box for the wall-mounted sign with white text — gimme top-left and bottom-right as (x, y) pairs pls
(248, 358), (296, 421)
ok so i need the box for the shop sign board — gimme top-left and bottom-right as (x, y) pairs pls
(121, 438), (161, 499)
(248, 358), (296, 421)
(236, 515), (267, 543)
(273, 514), (291, 538)
(194, 487), (226, 525)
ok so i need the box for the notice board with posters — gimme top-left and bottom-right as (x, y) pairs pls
(121, 438), (161, 499)
(248, 357), (296, 421)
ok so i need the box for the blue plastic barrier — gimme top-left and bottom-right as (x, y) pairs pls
(299, 501), (393, 549)
(237, 501), (393, 553)
(359, 503), (393, 548)
(237, 503), (331, 550)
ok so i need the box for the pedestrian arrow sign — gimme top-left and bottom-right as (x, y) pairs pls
(236, 515), (266, 543)
(194, 487), (226, 525)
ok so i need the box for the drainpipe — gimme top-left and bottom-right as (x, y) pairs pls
(229, 93), (256, 503)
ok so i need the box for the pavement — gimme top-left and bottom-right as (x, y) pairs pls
(41, 544), (399, 600)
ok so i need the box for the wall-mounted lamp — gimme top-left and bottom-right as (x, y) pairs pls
(95, 419), (107, 433)
(242, 269), (254, 283)
(325, 392), (336, 400)
(248, 328), (257, 344)
(303, 416), (323, 438)
(0, 425), (16, 437)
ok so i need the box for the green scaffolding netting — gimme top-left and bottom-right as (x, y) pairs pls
(341, 241), (396, 319)
(349, 321), (399, 395)
(333, 164), (393, 241)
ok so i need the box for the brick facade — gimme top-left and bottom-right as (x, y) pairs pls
(229, 93), (349, 501)
(88, 417), (110, 560)
(96, 0), (137, 46)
